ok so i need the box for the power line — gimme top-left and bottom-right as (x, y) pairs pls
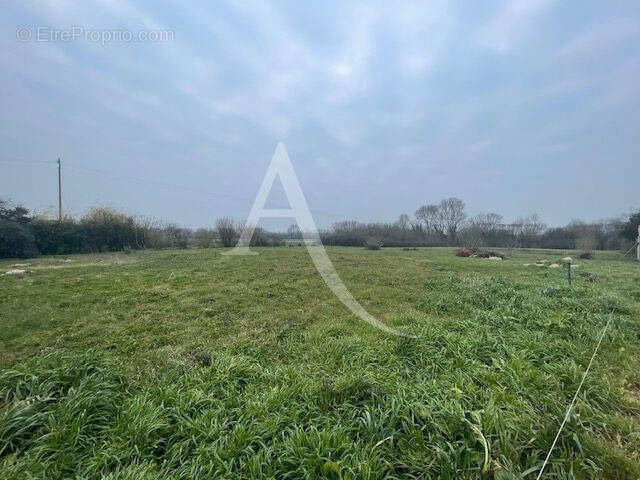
(62, 162), (344, 218)
(2, 156), (344, 219)
(64, 162), (251, 203)
(0, 158), (56, 165)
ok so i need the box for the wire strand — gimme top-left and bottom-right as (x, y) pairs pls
(2, 157), (345, 218)
(535, 313), (614, 480)
(0, 158), (56, 165)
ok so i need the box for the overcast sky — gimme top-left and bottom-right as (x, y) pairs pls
(2, 0), (639, 229)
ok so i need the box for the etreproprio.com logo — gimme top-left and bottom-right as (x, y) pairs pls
(16, 26), (174, 44)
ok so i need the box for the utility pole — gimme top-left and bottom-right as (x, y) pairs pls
(57, 158), (62, 221)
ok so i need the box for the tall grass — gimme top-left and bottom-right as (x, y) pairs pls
(1, 248), (639, 478)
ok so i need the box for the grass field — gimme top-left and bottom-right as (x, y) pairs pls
(1, 247), (639, 479)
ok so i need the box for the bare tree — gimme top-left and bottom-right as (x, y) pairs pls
(396, 213), (410, 230)
(466, 212), (504, 247)
(333, 220), (361, 232)
(439, 197), (466, 244)
(521, 213), (546, 236)
(287, 223), (301, 239)
(469, 212), (503, 231)
(484, 213), (503, 230)
(576, 230), (597, 252)
(164, 224), (190, 249)
(215, 217), (238, 247)
(415, 204), (442, 234)
(510, 213), (546, 247)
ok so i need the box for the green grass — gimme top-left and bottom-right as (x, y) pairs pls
(0, 247), (639, 479)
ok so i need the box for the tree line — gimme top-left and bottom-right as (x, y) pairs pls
(0, 200), (282, 258)
(1, 197), (638, 258)
(0, 200), (194, 258)
(321, 197), (636, 251)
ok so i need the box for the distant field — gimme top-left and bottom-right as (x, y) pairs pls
(1, 247), (639, 479)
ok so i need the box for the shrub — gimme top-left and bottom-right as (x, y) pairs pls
(576, 230), (597, 252)
(0, 219), (38, 258)
(579, 252), (593, 259)
(364, 237), (383, 250)
(162, 224), (190, 249)
(193, 228), (215, 248)
(0, 199), (30, 224)
(28, 218), (84, 255)
(80, 207), (138, 252)
(216, 217), (238, 247)
(138, 222), (169, 249)
(619, 210), (640, 241)
(25, 209), (180, 255)
(476, 250), (505, 259)
(251, 227), (283, 246)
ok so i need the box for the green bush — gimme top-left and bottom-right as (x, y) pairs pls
(28, 218), (84, 255)
(27, 210), (142, 256)
(620, 210), (640, 241)
(80, 208), (139, 252)
(0, 199), (196, 258)
(0, 219), (38, 258)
